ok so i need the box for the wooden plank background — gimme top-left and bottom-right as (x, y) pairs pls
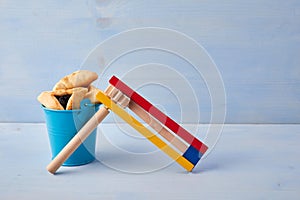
(0, 0), (299, 123)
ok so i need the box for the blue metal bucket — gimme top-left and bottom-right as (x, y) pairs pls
(42, 99), (99, 166)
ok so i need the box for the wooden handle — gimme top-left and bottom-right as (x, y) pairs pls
(47, 106), (110, 174)
(128, 101), (188, 153)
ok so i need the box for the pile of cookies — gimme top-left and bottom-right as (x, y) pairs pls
(37, 70), (101, 110)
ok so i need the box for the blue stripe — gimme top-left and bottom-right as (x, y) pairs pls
(182, 145), (203, 166)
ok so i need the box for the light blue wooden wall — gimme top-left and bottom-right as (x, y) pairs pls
(0, 0), (299, 123)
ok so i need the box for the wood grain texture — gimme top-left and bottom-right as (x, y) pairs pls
(1, 123), (300, 199)
(0, 0), (299, 123)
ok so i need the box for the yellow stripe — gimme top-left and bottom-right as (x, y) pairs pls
(96, 91), (194, 171)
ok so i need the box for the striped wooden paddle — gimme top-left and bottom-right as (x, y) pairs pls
(108, 76), (208, 169)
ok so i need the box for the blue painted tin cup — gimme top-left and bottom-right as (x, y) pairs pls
(42, 99), (100, 166)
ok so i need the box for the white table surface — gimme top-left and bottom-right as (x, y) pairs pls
(0, 123), (299, 199)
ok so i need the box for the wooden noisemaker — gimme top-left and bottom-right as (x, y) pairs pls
(99, 76), (208, 170)
(47, 76), (208, 174)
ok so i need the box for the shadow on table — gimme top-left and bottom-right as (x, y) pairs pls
(191, 151), (251, 174)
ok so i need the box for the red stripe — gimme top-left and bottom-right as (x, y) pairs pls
(177, 126), (194, 144)
(109, 76), (208, 153)
(200, 143), (208, 154)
